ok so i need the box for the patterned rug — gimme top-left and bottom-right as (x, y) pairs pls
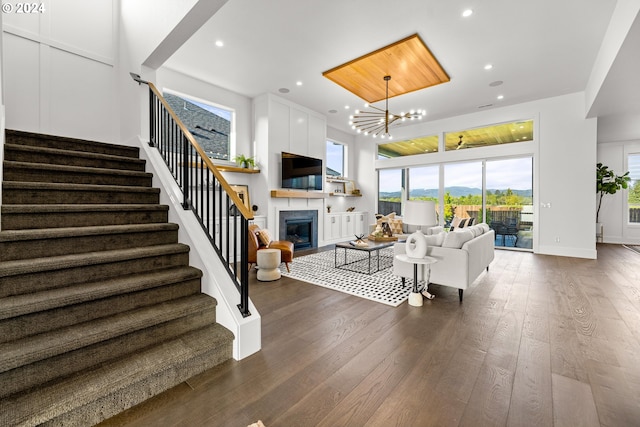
(279, 247), (410, 306)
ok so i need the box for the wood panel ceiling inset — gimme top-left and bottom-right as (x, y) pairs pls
(322, 34), (450, 103)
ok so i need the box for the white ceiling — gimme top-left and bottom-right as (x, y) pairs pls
(163, 0), (637, 136)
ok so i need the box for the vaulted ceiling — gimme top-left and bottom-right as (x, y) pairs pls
(163, 0), (636, 136)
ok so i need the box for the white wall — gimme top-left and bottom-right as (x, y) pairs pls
(358, 92), (598, 259)
(2, 0), (117, 142)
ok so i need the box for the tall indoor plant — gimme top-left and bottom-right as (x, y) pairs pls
(596, 162), (630, 223)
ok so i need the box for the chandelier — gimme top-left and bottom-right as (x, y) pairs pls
(348, 75), (425, 139)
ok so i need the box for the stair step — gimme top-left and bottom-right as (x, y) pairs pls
(5, 129), (140, 158)
(2, 181), (160, 205)
(0, 268), (203, 342)
(2, 160), (153, 187)
(0, 204), (169, 230)
(0, 223), (180, 261)
(0, 266), (202, 321)
(0, 300), (216, 398)
(0, 244), (191, 298)
(0, 323), (233, 427)
(4, 143), (146, 172)
(0, 293), (216, 373)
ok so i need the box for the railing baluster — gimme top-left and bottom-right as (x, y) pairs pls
(136, 81), (252, 317)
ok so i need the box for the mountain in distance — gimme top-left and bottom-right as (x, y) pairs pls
(380, 186), (532, 199)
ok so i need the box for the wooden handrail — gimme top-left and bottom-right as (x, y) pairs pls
(146, 82), (254, 221)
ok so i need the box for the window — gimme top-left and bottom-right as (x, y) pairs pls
(378, 168), (405, 215)
(443, 162), (483, 227)
(163, 91), (234, 161)
(628, 154), (640, 223)
(445, 120), (533, 151)
(486, 157), (533, 249)
(326, 140), (346, 177)
(378, 134), (439, 159)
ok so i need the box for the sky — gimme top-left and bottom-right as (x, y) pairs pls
(379, 157), (533, 192)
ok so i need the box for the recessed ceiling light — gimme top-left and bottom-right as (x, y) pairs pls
(215, 40), (224, 47)
(497, 95), (504, 100)
(278, 88), (290, 94)
(484, 64), (493, 70)
(345, 105), (350, 109)
(462, 9), (473, 17)
(296, 81), (303, 86)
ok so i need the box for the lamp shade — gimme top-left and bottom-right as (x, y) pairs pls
(403, 200), (437, 228)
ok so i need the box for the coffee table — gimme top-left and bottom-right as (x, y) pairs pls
(334, 239), (396, 274)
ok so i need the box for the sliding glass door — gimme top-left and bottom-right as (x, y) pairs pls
(443, 162), (483, 227)
(485, 157), (533, 249)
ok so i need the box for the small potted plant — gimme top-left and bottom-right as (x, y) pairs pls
(233, 154), (255, 169)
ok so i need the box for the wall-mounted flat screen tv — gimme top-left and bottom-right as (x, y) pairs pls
(281, 152), (323, 191)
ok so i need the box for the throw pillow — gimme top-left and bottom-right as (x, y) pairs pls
(256, 229), (272, 246)
(451, 216), (462, 228)
(442, 229), (474, 249)
(388, 217), (403, 235)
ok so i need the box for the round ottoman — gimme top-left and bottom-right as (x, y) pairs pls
(257, 248), (281, 281)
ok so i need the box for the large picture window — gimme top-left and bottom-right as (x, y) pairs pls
(378, 168), (405, 215)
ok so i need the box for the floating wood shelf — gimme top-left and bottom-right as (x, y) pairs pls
(326, 178), (350, 183)
(329, 193), (362, 197)
(215, 165), (260, 174)
(270, 190), (329, 199)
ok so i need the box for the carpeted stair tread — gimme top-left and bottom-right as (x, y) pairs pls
(2, 181), (160, 205)
(3, 160), (153, 186)
(0, 223), (179, 260)
(0, 293), (216, 373)
(0, 204), (170, 229)
(0, 266), (202, 321)
(5, 129), (140, 158)
(0, 243), (190, 279)
(0, 222), (178, 242)
(4, 143), (146, 171)
(0, 323), (233, 427)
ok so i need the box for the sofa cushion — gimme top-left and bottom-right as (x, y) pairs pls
(468, 224), (483, 237)
(426, 231), (445, 247)
(442, 229), (474, 249)
(478, 222), (490, 233)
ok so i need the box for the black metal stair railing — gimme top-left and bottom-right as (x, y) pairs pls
(132, 73), (252, 317)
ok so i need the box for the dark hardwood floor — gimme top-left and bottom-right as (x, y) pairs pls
(99, 244), (640, 427)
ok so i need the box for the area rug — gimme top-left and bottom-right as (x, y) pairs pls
(623, 245), (640, 255)
(278, 247), (410, 306)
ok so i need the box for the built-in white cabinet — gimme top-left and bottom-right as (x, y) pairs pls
(323, 211), (368, 243)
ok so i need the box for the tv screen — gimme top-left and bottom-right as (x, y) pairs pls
(281, 152), (323, 191)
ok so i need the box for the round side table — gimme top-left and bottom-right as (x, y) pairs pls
(257, 248), (281, 281)
(395, 254), (437, 307)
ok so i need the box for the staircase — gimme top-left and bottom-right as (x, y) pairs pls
(0, 129), (234, 426)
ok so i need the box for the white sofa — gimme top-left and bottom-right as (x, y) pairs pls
(393, 223), (495, 302)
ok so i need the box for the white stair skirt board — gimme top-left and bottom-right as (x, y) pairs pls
(279, 248), (424, 307)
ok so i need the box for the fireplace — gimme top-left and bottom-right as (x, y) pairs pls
(279, 210), (318, 250)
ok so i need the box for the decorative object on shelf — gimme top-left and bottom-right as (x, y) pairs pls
(229, 184), (251, 211)
(346, 206), (355, 212)
(344, 180), (355, 194)
(348, 76), (425, 139)
(596, 162), (630, 223)
(327, 205), (332, 213)
(352, 189), (361, 196)
(232, 154), (255, 169)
